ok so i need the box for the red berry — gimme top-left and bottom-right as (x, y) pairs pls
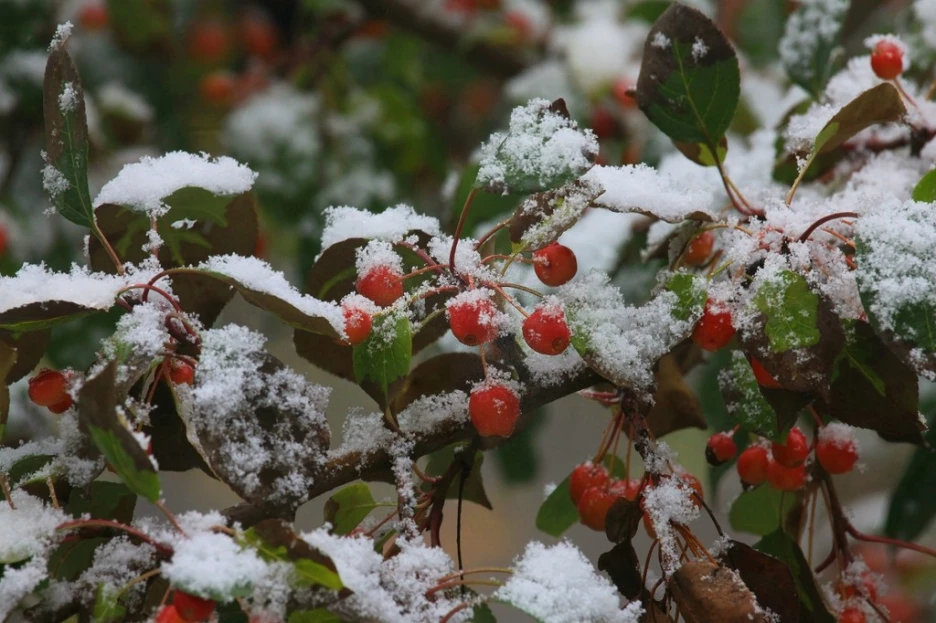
(609, 478), (642, 502)
(870, 40), (903, 81)
(838, 572), (878, 602)
(816, 425), (859, 474)
(569, 462), (610, 505)
(683, 231), (714, 266)
(504, 10), (533, 43)
(839, 607), (866, 623)
(750, 357), (781, 388)
(590, 106), (617, 140)
(172, 591), (215, 622)
(691, 299), (735, 352)
(737, 446), (769, 486)
(28, 369), (69, 407)
(469, 383), (521, 438)
(199, 71), (236, 106)
(447, 295), (499, 346)
(48, 396), (74, 414)
(771, 427), (809, 468)
(187, 20), (230, 63)
(156, 605), (185, 623)
(767, 458), (807, 491)
(705, 432), (738, 466)
(356, 265), (404, 307)
(578, 486), (616, 531)
(342, 302), (373, 346)
(169, 361), (195, 386)
(79, 2), (109, 31)
(613, 78), (637, 110)
(533, 243), (578, 287)
(0, 224), (7, 256)
(522, 304), (571, 356)
(240, 11), (279, 60)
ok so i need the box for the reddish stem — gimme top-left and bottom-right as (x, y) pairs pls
(450, 187), (478, 271)
(845, 524), (936, 559)
(56, 519), (173, 556)
(474, 219), (508, 251)
(119, 284), (183, 313)
(797, 212), (859, 243)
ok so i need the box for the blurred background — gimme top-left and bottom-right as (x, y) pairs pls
(1, 0), (934, 620)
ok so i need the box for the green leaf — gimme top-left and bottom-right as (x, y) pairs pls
(92, 583), (126, 623)
(535, 454), (627, 537)
(912, 169), (936, 203)
(353, 313), (412, 396)
(79, 361), (161, 503)
(43, 46), (93, 228)
(65, 481), (137, 524)
(756, 530), (836, 621)
(736, 0), (786, 67)
(665, 273), (706, 322)
(780, 0), (847, 99)
(5, 454), (54, 489)
(625, 0), (670, 23)
(885, 404), (936, 542)
(47, 536), (109, 579)
(753, 270), (820, 352)
(635, 3), (740, 162)
(729, 485), (800, 536)
(324, 482), (382, 535)
(721, 351), (786, 442)
(472, 603), (498, 622)
(288, 610), (341, 623)
(243, 519), (343, 591)
(0, 301), (101, 333)
(422, 443), (492, 510)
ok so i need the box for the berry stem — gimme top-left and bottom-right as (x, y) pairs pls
(56, 519), (173, 556)
(425, 578), (502, 597)
(401, 265), (446, 281)
(440, 603), (471, 623)
(474, 219), (509, 251)
(119, 284), (183, 313)
(492, 281), (544, 298)
(486, 283), (529, 318)
(0, 474), (14, 510)
(845, 523), (936, 559)
(450, 187), (479, 271)
(797, 212), (859, 243)
(156, 500), (187, 535)
(436, 567), (512, 584)
(92, 225), (126, 276)
(481, 253), (533, 265)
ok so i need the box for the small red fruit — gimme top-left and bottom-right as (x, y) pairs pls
(838, 607), (866, 623)
(240, 11), (279, 60)
(342, 303), (373, 346)
(48, 396), (74, 414)
(356, 265), (404, 307)
(199, 71), (236, 106)
(504, 10), (533, 43)
(79, 2), (109, 31)
(522, 304), (571, 356)
(469, 383), (521, 438)
(447, 296), (499, 346)
(609, 478), (642, 502)
(705, 432), (738, 466)
(187, 20), (231, 64)
(771, 427), (809, 468)
(692, 299), (735, 352)
(569, 462), (610, 505)
(578, 486), (616, 531)
(750, 357), (781, 388)
(172, 591), (215, 622)
(0, 223), (7, 256)
(737, 446), (769, 486)
(28, 369), (69, 407)
(590, 106), (617, 140)
(767, 458), (807, 491)
(683, 231), (714, 266)
(169, 361), (195, 386)
(816, 425), (859, 474)
(613, 78), (637, 110)
(533, 243), (578, 287)
(156, 605), (184, 623)
(870, 40), (904, 81)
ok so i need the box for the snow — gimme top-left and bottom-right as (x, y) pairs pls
(476, 99), (598, 194)
(41, 152), (70, 199)
(651, 32), (671, 49)
(397, 391), (470, 435)
(494, 541), (643, 623)
(198, 254), (344, 334)
(779, 0), (849, 88)
(819, 422), (859, 450)
(93, 151), (257, 217)
(582, 164), (717, 222)
(0, 490), (66, 564)
(0, 263), (130, 317)
(329, 408), (394, 461)
(48, 21), (73, 51)
(162, 531), (269, 600)
(692, 37), (709, 60)
(355, 240), (405, 281)
(641, 476), (701, 576)
(80, 537), (156, 600)
(58, 82), (78, 113)
(0, 554), (49, 620)
(97, 83), (154, 122)
(320, 204), (441, 252)
(515, 178), (602, 249)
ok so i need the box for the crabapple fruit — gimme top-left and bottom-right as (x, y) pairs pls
(692, 299), (735, 351)
(469, 383), (521, 438)
(533, 243), (577, 287)
(870, 40), (903, 81)
(705, 432), (738, 466)
(569, 462), (610, 505)
(356, 265), (404, 307)
(771, 427), (808, 468)
(447, 296), (499, 346)
(737, 446), (769, 486)
(522, 304), (571, 355)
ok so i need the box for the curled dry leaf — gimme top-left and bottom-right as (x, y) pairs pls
(669, 561), (768, 623)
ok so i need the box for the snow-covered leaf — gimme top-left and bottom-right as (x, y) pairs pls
(752, 270), (820, 353)
(0, 300), (103, 333)
(92, 583), (126, 623)
(670, 561), (764, 621)
(728, 485), (801, 537)
(720, 351), (787, 443)
(352, 313), (412, 398)
(582, 164), (716, 222)
(779, 0), (848, 99)
(43, 46), (93, 228)
(508, 180), (602, 251)
(323, 483), (381, 536)
(635, 3), (740, 165)
(911, 168), (936, 203)
(665, 274), (706, 322)
(79, 361), (161, 503)
(244, 519), (342, 590)
(720, 540), (801, 623)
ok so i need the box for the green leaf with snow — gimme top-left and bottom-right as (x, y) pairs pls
(323, 482), (382, 535)
(721, 352), (786, 443)
(665, 273), (706, 321)
(729, 485), (800, 536)
(635, 3), (740, 164)
(48, 537), (108, 580)
(66, 481), (137, 524)
(244, 519), (343, 591)
(79, 361), (161, 503)
(353, 313), (412, 397)
(912, 168), (936, 203)
(43, 46), (93, 228)
(779, 0), (847, 99)
(92, 584), (126, 623)
(753, 270), (820, 353)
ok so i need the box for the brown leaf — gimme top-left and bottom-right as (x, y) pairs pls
(0, 301), (102, 332)
(644, 353), (707, 438)
(721, 540), (800, 622)
(813, 83), (907, 155)
(0, 341), (15, 433)
(670, 561), (768, 623)
(605, 497), (644, 544)
(0, 329), (50, 384)
(393, 353), (485, 414)
(145, 382), (211, 473)
(597, 542), (642, 600)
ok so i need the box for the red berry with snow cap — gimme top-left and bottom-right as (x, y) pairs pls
(578, 486), (616, 531)
(342, 301), (373, 346)
(469, 382), (521, 438)
(28, 369), (69, 408)
(816, 424), (859, 474)
(533, 243), (577, 287)
(705, 432), (738, 466)
(870, 40), (904, 81)
(522, 304), (571, 355)
(356, 265), (404, 307)
(447, 294), (499, 346)
(683, 231), (714, 266)
(692, 299), (735, 352)
(767, 458), (807, 491)
(737, 446), (769, 486)
(771, 427), (809, 468)
(172, 590), (215, 622)
(569, 462), (610, 505)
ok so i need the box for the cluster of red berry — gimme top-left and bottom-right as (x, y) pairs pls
(155, 591), (215, 623)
